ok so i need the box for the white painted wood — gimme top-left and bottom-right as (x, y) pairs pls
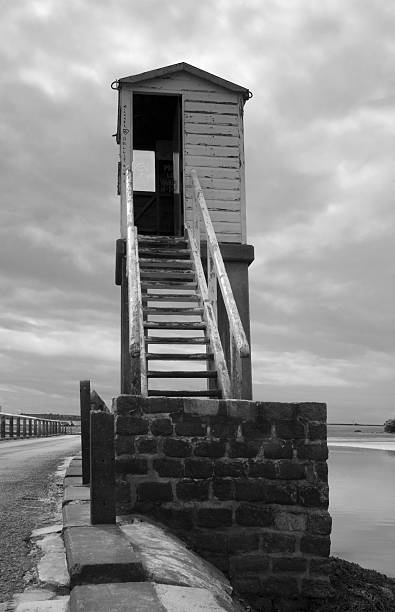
(186, 155), (239, 169)
(184, 101), (238, 114)
(185, 134), (240, 147)
(185, 112), (239, 126)
(185, 176), (240, 190)
(186, 188), (240, 200)
(185, 166), (240, 180)
(119, 88), (133, 239)
(238, 100), (247, 244)
(126, 169), (140, 394)
(190, 170), (249, 358)
(186, 225), (231, 398)
(135, 226), (148, 396)
(128, 71), (234, 94)
(185, 146), (239, 160)
(185, 123), (239, 136)
(184, 90), (238, 103)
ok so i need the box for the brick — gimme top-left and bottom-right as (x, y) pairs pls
(210, 417), (238, 438)
(266, 482), (298, 505)
(261, 532), (296, 554)
(229, 553), (269, 574)
(214, 459), (247, 477)
(136, 481), (172, 502)
(185, 458), (213, 479)
(183, 398), (220, 416)
(309, 557), (331, 576)
(193, 531), (228, 552)
(116, 416), (148, 435)
(176, 479), (209, 501)
(308, 422), (327, 441)
(274, 512), (306, 532)
(136, 437), (157, 454)
(194, 440), (225, 458)
(297, 442), (328, 461)
(235, 503), (275, 527)
(223, 399), (257, 420)
(154, 507), (194, 531)
(175, 421), (206, 437)
(114, 395), (144, 415)
(315, 461), (328, 481)
(213, 478), (234, 500)
(249, 460), (276, 478)
(272, 557), (308, 572)
(229, 440), (260, 458)
(232, 576), (261, 595)
(307, 512), (332, 535)
(153, 458), (184, 477)
(228, 531), (260, 553)
(150, 418), (173, 436)
(275, 419), (305, 440)
(115, 435), (134, 455)
(263, 440), (293, 459)
(196, 507), (232, 528)
(260, 576), (300, 598)
(301, 578), (334, 599)
(241, 419), (271, 439)
(277, 460), (305, 480)
(258, 402), (297, 420)
(115, 455), (147, 474)
(296, 403), (326, 421)
(300, 534), (330, 556)
(163, 438), (192, 457)
(235, 478), (267, 501)
(298, 483), (329, 508)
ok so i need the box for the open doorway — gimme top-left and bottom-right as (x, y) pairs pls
(132, 93), (183, 236)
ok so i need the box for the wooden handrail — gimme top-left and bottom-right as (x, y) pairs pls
(125, 166), (147, 395)
(190, 169), (250, 358)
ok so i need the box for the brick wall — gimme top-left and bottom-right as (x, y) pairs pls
(113, 396), (332, 610)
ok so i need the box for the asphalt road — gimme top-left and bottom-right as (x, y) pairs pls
(0, 435), (81, 602)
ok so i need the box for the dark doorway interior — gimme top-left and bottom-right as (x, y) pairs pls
(133, 94), (182, 236)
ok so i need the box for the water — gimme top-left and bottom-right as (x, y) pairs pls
(328, 425), (395, 577)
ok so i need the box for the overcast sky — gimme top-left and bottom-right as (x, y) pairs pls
(1, 0), (394, 421)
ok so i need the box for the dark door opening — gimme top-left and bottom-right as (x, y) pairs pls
(132, 94), (183, 236)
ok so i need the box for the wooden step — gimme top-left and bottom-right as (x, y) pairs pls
(144, 321), (206, 330)
(148, 389), (221, 397)
(139, 248), (191, 259)
(141, 281), (197, 290)
(146, 337), (210, 344)
(146, 353), (213, 360)
(140, 270), (195, 281)
(139, 258), (192, 269)
(143, 307), (204, 315)
(142, 293), (200, 302)
(148, 370), (217, 378)
(138, 236), (187, 247)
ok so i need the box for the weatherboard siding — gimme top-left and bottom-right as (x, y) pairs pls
(125, 71), (247, 243)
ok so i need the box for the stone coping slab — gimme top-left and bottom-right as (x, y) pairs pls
(70, 582), (236, 612)
(64, 525), (145, 587)
(63, 486), (90, 505)
(65, 464), (82, 477)
(64, 476), (82, 487)
(119, 517), (232, 602)
(63, 503), (91, 528)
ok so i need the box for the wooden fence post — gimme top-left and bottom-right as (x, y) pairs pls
(80, 380), (91, 485)
(9, 416), (14, 439)
(16, 417), (21, 438)
(90, 410), (115, 524)
(0, 416), (5, 439)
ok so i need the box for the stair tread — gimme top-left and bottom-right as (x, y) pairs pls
(139, 248), (190, 258)
(140, 258), (192, 268)
(142, 293), (200, 302)
(143, 307), (203, 315)
(146, 337), (210, 344)
(148, 390), (221, 397)
(138, 235), (187, 246)
(141, 281), (197, 289)
(146, 353), (213, 360)
(144, 321), (206, 330)
(148, 370), (217, 378)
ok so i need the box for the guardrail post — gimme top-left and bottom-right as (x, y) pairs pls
(16, 417), (21, 438)
(22, 418), (27, 437)
(9, 416), (14, 439)
(90, 410), (115, 524)
(28, 419), (33, 437)
(80, 380), (91, 485)
(0, 416), (5, 439)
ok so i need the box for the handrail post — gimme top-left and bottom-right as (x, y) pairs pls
(80, 380), (91, 485)
(0, 416), (5, 439)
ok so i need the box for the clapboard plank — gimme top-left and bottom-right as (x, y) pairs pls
(184, 101), (238, 114)
(184, 166), (240, 180)
(186, 156), (239, 169)
(185, 112), (239, 126)
(185, 134), (240, 147)
(185, 123), (239, 136)
(185, 176), (239, 190)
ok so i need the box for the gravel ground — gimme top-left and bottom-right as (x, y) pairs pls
(0, 436), (80, 602)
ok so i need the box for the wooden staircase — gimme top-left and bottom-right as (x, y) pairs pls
(138, 235), (221, 398)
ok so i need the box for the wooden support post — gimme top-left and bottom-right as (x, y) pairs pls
(90, 410), (115, 525)
(0, 416), (5, 439)
(22, 418), (27, 437)
(16, 417), (21, 438)
(80, 380), (91, 485)
(9, 416), (14, 439)
(33, 420), (37, 436)
(28, 419), (33, 437)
